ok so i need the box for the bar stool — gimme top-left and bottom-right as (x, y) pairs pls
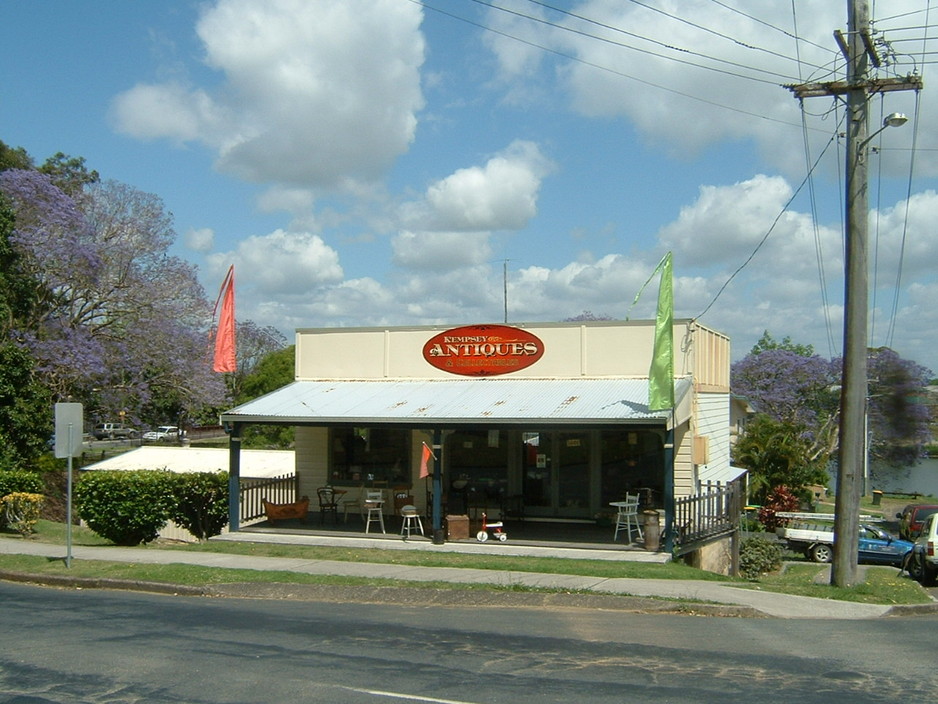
(364, 499), (385, 534)
(400, 504), (424, 538)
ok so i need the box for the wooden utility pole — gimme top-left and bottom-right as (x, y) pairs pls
(785, 1), (921, 587)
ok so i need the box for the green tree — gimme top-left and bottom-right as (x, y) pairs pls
(0, 196), (52, 469)
(37, 152), (99, 196)
(237, 344), (295, 403)
(236, 345), (295, 448)
(0, 140), (33, 172)
(749, 330), (815, 357)
(732, 415), (828, 504)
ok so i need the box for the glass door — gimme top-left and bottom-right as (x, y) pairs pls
(556, 431), (591, 517)
(521, 430), (592, 518)
(521, 432), (551, 511)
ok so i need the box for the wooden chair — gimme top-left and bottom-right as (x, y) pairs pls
(317, 487), (339, 524)
(613, 493), (643, 543)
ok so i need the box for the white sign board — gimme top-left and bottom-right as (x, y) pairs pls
(54, 402), (84, 458)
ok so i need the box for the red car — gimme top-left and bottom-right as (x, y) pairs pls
(896, 504), (938, 540)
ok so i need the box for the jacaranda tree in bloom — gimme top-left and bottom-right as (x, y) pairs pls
(866, 347), (933, 468)
(0, 168), (226, 427)
(731, 332), (932, 500)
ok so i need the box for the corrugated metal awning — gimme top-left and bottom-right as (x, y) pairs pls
(220, 377), (692, 428)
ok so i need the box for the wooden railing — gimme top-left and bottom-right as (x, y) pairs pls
(673, 479), (743, 554)
(239, 473), (297, 522)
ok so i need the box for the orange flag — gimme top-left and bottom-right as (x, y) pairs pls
(419, 442), (434, 479)
(212, 265), (237, 373)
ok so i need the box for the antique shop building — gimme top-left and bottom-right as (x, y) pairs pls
(220, 319), (732, 545)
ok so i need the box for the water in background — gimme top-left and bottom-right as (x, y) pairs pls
(870, 456), (938, 497)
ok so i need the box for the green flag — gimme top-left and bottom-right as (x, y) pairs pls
(648, 252), (673, 411)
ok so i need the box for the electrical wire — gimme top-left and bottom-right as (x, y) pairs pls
(514, 0), (832, 79)
(466, 0), (813, 84)
(704, 0), (834, 54)
(696, 129), (839, 320)
(415, 0), (829, 132)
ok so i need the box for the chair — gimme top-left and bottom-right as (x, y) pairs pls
(341, 484), (364, 523)
(317, 487), (339, 525)
(363, 490), (386, 534)
(400, 504), (424, 538)
(613, 493), (643, 543)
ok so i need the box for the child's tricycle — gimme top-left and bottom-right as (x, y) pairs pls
(476, 512), (507, 542)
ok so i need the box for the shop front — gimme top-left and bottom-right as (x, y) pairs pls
(220, 320), (731, 548)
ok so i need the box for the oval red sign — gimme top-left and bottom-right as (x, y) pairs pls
(422, 324), (545, 377)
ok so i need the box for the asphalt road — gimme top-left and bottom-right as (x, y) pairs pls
(2, 581), (936, 704)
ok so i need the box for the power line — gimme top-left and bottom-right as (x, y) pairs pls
(695, 130), (838, 320)
(465, 0), (812, 84)
(514, 0), (831, 79)
(416, 0), (831, 132)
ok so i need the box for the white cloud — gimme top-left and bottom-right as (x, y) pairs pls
(184, 227), (215, 252)
(658, 174), (842, 277)
(392, 231), (493, 271)
(209, 229), (343, 296)
(110, 82), (220, 144)
(484, 1), (938, 177)
(111, 0), (425, 187)
(401, 140), (554, 232)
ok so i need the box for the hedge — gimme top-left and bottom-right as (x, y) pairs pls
(74, 470), (230, 545)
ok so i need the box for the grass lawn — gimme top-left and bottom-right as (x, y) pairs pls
(1, 519), (933, 605)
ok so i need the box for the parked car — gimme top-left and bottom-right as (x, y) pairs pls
(908, 512), (938, 586)
(857, 525), (915, 566)
(142, 425), (183, 442)
(778, 522), (913, 565)
(896, 503), (938, 540)
(92, 422), (138, 440)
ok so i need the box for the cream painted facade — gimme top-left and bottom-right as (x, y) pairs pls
(223, 319), (732, 541)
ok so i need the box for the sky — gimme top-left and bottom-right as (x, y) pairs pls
(3, 0), (938, 375)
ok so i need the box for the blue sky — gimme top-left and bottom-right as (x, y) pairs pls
(3, 1), (938, 374)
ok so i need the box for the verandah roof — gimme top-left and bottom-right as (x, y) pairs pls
(220, 377), (692, 429)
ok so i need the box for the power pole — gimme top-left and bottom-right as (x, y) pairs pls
(785, 1), (921, 587)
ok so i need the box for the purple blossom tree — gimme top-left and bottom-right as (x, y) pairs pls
(732, 333), (933, 488)
(866, 347), (932, 468)
(0, 169), (227, 426)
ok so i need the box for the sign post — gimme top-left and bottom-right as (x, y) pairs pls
(54, 403), (84, 568)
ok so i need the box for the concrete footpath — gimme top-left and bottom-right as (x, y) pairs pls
(1, 536), (935, 620)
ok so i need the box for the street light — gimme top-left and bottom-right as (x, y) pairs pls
(863, 112), (908, 146)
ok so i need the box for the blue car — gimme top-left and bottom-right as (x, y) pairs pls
(858, 524), (914, 566)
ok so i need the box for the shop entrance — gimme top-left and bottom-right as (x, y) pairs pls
(521, 431), (592, 519)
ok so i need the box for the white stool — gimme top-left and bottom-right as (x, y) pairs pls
(364, 501), (385, 534)
(400, 505), (424, 538)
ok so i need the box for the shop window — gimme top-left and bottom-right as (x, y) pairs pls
(446, 430), (508, 510)
(330, 427), (411, 486)
(600, 430), (664, 508)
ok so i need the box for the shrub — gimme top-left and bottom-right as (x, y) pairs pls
(0, 492), (44, 536)
(0, 470), (45, 528)
(739, 535), (784, 579)
(168, 472), (229, 540)
(0, 469), (44, 499)
(74, 470), (175, 545)
(758, 485), (801, 532)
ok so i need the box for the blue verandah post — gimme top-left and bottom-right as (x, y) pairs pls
(228, 423), (242, 532)
(432, 429), (444, 544)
